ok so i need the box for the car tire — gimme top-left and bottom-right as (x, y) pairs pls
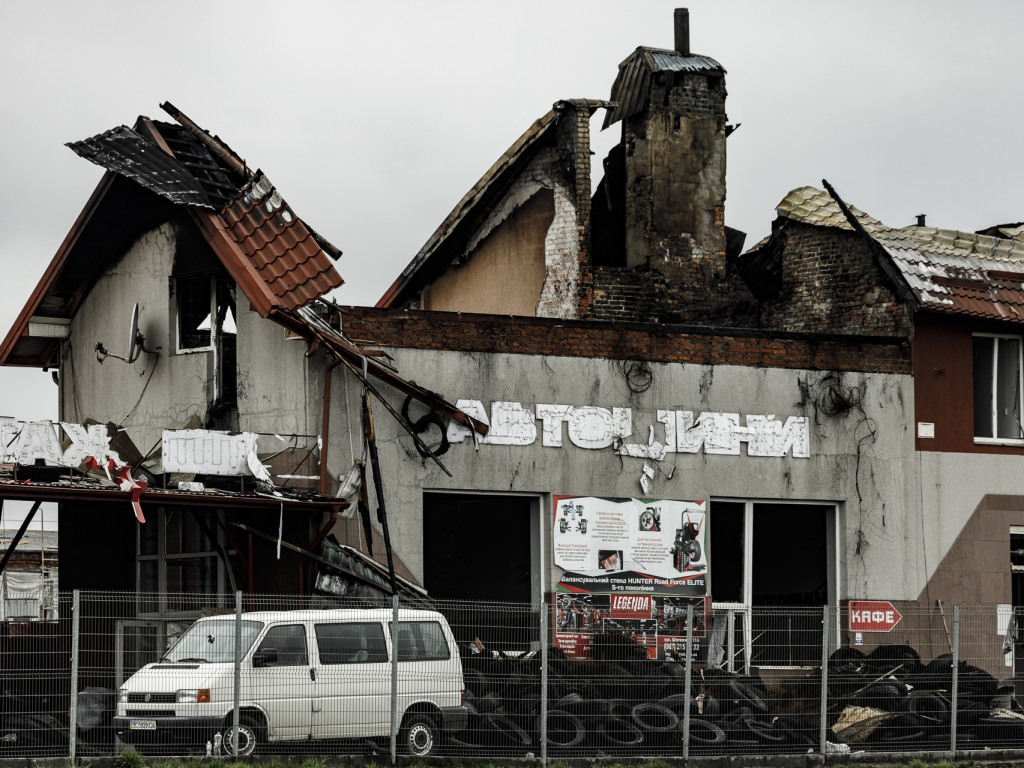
(400, 713), (437, 757)
(223, 714), (260, 757)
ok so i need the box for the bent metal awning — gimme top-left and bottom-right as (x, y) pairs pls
(0, 476), (346, 514)
(0, 419), (348, 519)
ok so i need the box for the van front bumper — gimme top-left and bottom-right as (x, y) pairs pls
(113, 715), (223, 744)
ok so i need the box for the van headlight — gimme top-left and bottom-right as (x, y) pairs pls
(118, 688), (128, 704)
(176, 689), (211, 703)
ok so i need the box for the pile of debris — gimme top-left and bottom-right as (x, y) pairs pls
(450, 636), (1021, 755)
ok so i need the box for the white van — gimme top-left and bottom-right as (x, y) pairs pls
(112, 608), (467, 756)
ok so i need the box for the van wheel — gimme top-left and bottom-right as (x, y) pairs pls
(400, 713), (437, 757)
(223, 715), (260, 757)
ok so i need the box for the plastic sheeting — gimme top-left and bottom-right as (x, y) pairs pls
(1, 571), (57, 620)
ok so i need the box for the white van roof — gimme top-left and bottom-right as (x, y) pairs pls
(196, 608), (445, 624)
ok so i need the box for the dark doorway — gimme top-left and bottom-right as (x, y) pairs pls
(423, 493), (536, 650)
(423, 493), (533, 602)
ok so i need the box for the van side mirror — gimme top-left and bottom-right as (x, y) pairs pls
(253, 648), (278, 668)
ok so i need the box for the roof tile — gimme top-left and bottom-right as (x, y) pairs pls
(772, 185), (1024, 322)
(218, 171), (342, 309)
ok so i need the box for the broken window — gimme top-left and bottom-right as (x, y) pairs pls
(137, 506), (226, 616)
(171, 273), (237, 412)
(1012, 526), (1024, 572)
(709, 499), (834, 669)
(973, 334), (1023, 441)
(173, 274), (236, 353)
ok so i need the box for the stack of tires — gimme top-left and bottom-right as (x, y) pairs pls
(453, 639), (1018, 756)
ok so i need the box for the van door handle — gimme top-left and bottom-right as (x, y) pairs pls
(310, 668), (316, 682)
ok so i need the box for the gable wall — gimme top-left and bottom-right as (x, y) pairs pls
(421, 189), (553, 315)
(60, 221), (210, 455)
(60, 219), (324, 467)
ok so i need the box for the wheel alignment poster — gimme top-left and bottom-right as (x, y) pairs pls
(553, 496), (708, 659)
(554, 496), (708, 596)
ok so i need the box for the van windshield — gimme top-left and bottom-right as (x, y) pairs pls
(163, 619), (264, 663)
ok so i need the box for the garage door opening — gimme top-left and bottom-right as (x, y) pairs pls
(423, 493), (539, 650)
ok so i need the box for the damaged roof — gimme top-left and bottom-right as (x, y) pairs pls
(603, 46), (724, 129)
(377, 99), (611, 309)
(770, 186), (1024, 322)
(1, 106), (344, 368)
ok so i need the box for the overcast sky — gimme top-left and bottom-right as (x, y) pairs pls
(1, 0), (1021, 528)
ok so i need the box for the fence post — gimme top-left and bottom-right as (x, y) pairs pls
(950, 604), (960, 755)
(69, 590), (80, 763)
(682, 603), (694, 759)
(819, 604), (830, 754)
(539, 600), (548, 765)
(232, 591), (242, 758)
(390, 592), (399, 765)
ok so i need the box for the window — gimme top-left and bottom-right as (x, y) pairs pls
(174, 275), (236, 353)
(172, 273), (237, 412)
(137, 507), (226, 616)
(1012, 526), (1024, 573)
(974, 334), (1023, 441)
(709, 500), (835, 669)
(389, 621), (450, 662)
(255, 624), (308, 667)
(315, 622), (388, 664)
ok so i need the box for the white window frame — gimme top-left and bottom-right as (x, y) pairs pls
(136, 506), (227, 617)
(974, 333), (1024, 445)
(709, 498), (839, 672)
(174, 274), (217, 355)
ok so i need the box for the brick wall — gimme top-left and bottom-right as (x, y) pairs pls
(340, 306), (911, 374)
(589, 266), (759, 326)
(757, 222), (913, 337)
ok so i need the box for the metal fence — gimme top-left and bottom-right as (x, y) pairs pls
(0, 593), (1022, 761)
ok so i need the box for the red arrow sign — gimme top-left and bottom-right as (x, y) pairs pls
(849, 601), (903, 632)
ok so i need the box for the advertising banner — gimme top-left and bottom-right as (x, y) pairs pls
(553, 496), (708, 659)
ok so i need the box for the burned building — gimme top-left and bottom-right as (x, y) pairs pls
(0, 7), (1021, 678)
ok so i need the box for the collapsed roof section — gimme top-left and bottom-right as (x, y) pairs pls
(0, 104), (344, 368)
(745, 185), (1024, 323)
(377, 100), (612, 312)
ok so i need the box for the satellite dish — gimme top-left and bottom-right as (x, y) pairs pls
(95, 302), (158, 365)
(126, 303), (140, 363)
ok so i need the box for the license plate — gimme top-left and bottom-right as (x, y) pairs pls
(129, 719), (156, 730)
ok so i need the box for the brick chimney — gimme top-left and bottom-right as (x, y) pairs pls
(621, 8), (728, 285)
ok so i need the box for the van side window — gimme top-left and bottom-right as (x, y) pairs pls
(315, 622), (388, 664)
(255, 624), (308, 666)
(389, 621), (450, 662)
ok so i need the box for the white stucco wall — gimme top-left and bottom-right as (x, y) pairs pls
(61, 221), (324, 465)
(332, 347), (923, 601)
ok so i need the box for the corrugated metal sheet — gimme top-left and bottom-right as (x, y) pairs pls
(66, 126), (215, 208)
(774, 186), (1024, 321)
(604, 46), (725, 129)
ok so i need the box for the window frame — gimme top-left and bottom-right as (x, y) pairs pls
(136, 506), (227, 618)
(709, 498), (838, 672)
(173, 274), (217, 355)
(973, 333), (1024, 445)
(314, 621), (389, 665)
(388, 620), (451, 662)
